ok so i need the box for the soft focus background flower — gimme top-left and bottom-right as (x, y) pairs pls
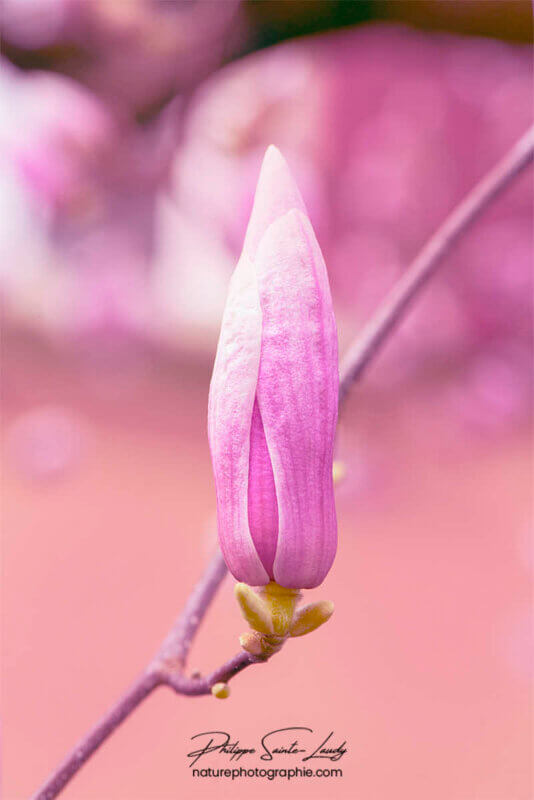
(1, 3), (532, 799)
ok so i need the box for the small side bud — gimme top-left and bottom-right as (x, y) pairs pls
(332, 461), (346, 485)
(289, 600), (334, 637)
(211, 682), (230, 699)
(239, 631), (265, 656)
(235, 583), (274, 634)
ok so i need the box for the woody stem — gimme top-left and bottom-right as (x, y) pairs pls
(31, 123), (534, 800)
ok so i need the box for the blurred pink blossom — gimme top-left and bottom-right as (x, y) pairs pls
(1, 24), (532, 434)
(6, 406), (85, 480)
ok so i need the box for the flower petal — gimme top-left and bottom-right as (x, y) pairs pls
(247, 398), (278, 579)
(243, 145), (307, 261)
(254, 209), (338, 588)
(208, 253), (270, 586)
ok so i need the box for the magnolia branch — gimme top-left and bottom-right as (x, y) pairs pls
(339, 124), (534, 404)
(31, 124), (534, 800)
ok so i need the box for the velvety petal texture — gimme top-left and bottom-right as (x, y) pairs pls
(208, 146), (338, 589)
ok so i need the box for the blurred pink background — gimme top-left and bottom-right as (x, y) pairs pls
(1, 2), (532, 799)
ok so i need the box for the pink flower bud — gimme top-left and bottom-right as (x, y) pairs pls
(208, 146), (338, 589)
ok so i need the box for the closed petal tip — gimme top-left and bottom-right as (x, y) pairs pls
(243, 145), (307, 260)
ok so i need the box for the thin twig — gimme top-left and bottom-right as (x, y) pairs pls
(30, 124), (534, 800)
(31, 548), (260, 800)
(153, 550), (263, 694)
(32, 672), (161, 800)
(31, 552), (230, 800)
(339, 124), (534, 405)
(162, 650), (260, 695)
(153, 549), (228, 674)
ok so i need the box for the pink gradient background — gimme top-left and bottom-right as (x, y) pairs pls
(2, 333), (532, 799)
(1, 4), (533, 799)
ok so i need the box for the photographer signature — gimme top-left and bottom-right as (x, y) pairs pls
(187, 727), (347, 767)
